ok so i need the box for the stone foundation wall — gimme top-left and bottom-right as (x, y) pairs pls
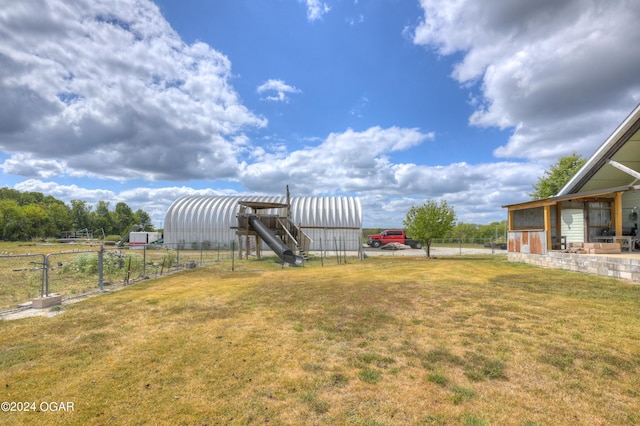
(508, 252), (640, 283)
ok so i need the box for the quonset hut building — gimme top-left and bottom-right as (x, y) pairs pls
(163, 195), (363, 255)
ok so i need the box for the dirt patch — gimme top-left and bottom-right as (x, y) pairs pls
(1, 307), (64, 320)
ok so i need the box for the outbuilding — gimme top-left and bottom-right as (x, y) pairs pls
(163, 195), (363, 255)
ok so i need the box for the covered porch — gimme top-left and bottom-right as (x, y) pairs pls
(504, 183), (640, 256)
(502, 103), (640, 283)
(505, 189), (640, 284)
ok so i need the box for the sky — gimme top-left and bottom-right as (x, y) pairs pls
(2, 0), (640, 229)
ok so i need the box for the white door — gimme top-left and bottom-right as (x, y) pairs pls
(561, 209), (584, 243)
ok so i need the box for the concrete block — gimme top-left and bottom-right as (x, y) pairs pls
(32, 294), (62, 309)
(620, 271), (633, 281)
(587, 248), (621, 254)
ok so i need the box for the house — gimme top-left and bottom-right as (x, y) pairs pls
(502, 103), (640, 282)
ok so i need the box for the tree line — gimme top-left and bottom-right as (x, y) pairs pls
(0, 187), (155, 241)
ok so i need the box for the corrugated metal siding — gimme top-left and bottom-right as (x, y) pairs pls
(508, 231), (546, 255)
(164, 195), (362, 250)
(529, 233), (545, 254)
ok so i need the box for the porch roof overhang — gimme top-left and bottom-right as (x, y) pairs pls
(502, 184), (640, 211)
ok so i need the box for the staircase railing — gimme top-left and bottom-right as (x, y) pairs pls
(279, 218), (312, 258)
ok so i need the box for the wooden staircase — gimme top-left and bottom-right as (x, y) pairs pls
(278, 218), (312, 260)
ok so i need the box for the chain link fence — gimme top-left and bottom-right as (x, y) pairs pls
(0, 237), (506, 312)
(0, 253), (45, 311)
(0, 238), (367, 312)
(430, 238), (508, 253)
(362, 238), (508, 256)
(0, 242), (238, 312)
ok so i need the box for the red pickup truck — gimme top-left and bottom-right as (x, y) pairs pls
(367, 229), (422, 249)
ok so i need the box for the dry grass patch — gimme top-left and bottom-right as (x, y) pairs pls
(0, 256), (639, 425)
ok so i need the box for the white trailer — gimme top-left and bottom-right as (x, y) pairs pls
(129, 231), (162, 249)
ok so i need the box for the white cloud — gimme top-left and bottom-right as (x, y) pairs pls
(1, 154), (66, 179)
(14, 180), (117, 205)
(238, 126), (539, 225)
(13, 154), (538, 228)
(241, 126), (433, 194)
(301, 0), (331, 21)
(356, 160), (542, 226)
(412, 0), (640, 163)
(0, 0), (266, 181)
(256, 79), (301, 102)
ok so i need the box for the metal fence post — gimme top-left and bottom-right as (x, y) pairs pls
(38, 254), (46, 298)
(98, 245), (104, 291)
(44, 254), (50, 297)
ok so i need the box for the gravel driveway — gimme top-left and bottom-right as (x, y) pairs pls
(362, 246), (506, 256)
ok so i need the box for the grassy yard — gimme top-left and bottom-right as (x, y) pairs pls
(1, 255), (639, 425)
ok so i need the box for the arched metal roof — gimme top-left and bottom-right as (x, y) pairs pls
(163, 195), (362, 249)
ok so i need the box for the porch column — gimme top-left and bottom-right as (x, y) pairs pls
(556, 203), (562, 244)
(614, 192), (623, 236)
(544, 204), (552, 251)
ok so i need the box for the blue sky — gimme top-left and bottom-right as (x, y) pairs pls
(2, 0), (640, 228)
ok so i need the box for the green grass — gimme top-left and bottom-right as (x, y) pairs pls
(427, 371), (449, 386)
(0, 255), (639, 425)
(358, 368), (382, 384)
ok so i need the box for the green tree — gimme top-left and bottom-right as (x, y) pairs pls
(449, 222), (480, 241)
(92, 201), (114, 237)
(21, 204), (48, 239)
(0, 199), (22, 240)
(477, 220), (508, 242)
(19, 191), (45, 206)
(70, 200), (92, 231)
(45, 202), (72, 237)
(530, 153), (586, 199)
(135, 209), (154, 231)
(114, 202), (134, 235)
(404, 200), (457, 257)
(0, 187), (21, 203)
